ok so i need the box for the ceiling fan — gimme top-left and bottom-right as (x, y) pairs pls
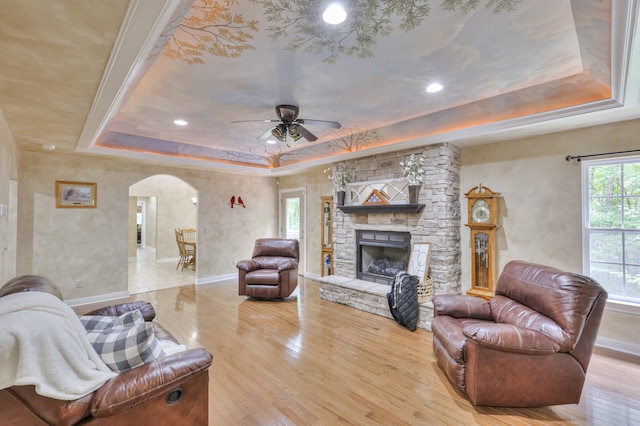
(232, 105), (341, 145)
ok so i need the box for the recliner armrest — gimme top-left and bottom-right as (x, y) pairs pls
(277, 258), (298, 272)
(432, 295), (492, 320)
(463, 323), (560, 355)
(236, 259), (259, 272)
(81, 301), (156, 321)
(90, 348), (213, 418)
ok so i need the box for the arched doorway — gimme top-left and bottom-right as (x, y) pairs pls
(128, 174), (198, 294)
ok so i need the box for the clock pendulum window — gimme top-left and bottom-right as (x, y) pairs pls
(465, 184), (501, 300)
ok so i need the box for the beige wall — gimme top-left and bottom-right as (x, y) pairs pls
(279, 165), (333, 276)
(145, 196), (157, 248)
(17, 151), (278, 300)
(0, 109), (18, 283)
(128, 197), (136, 258)
(460, 118), (640, 349)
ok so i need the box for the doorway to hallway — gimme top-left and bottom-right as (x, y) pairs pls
(128, 174), (198, 294)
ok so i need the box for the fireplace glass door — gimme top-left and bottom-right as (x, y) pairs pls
(356, 230), (411, 285)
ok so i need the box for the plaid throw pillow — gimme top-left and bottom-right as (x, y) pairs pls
(86, 322), (165, 373)
(80, 309), (143, 333)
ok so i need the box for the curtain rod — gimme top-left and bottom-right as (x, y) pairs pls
(565, 149), (640, 162)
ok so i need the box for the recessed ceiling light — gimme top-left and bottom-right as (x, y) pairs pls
(266, 139), (277, 145)
(426, 83), (443, 93)
(42, 144), (56, 151)
(323, 4), (347, 24)
(174, 119), (188, 126)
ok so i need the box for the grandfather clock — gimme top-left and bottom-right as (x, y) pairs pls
(465, 184), (501, 300)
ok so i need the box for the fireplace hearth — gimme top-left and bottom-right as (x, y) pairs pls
(356, 230), (411, 285)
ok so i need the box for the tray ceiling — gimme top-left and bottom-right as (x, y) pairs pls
(2, 0), (639, 174)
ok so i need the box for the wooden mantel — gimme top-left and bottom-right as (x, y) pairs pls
(337, 204), (425, 214)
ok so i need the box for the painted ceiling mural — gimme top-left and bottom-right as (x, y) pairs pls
(94, 0), (613, 171)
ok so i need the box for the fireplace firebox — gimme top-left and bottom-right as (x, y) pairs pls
(356, 230), (411, 285)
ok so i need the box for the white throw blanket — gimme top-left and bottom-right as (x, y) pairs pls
(0, 291), (117, 400)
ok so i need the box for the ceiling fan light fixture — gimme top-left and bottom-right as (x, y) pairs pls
(271, 124), (287, 142)
(323, 3), (347, 24)
(288, 124), (303, 141)
(426, 82), (443, 93)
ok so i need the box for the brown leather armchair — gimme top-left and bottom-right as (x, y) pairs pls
(431, 260), (607, 407)
(236, 238), (299, 298)
(0, 275), (213, 425)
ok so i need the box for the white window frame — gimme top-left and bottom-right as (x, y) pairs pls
(582, 155), (640, 314)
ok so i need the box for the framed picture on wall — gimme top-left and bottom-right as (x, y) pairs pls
(55, 181), (97, 208)
(408, 243), (431, 281)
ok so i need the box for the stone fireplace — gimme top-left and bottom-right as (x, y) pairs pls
(318, 143), (461, 329)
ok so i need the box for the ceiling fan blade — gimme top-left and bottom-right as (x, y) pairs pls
(297, 119), (341, 129)
(231, 119), (281, 124)
(296, 125), (318, 142)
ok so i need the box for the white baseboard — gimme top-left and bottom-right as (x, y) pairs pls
(65, 291), (130, 308)
(596, 336), (640, 357)
(195, 273), (236, 285)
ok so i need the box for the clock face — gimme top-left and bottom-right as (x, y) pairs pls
(472, 199), (491, 223)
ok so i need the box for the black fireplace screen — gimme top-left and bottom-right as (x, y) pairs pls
(356, 230), (411, 285)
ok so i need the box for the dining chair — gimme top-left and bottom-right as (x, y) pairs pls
(181, 228), (196, 270)
(175, 228), (195, 271)
(182, 228), (197, 245)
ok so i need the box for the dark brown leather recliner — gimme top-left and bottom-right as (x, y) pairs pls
(431, 260), (608, 407)
(236, 238), (299, 298)
(0, 275), (213, 425)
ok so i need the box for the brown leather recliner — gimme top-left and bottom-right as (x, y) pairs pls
(237, 238), (299, 298)
(0, 275), (213, 425)
(431, 260), (608, 407)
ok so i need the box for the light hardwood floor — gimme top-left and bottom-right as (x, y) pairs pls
(128, 246), (196, 294)
(96, 263), (640, 425)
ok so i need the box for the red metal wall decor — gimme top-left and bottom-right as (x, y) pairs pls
(229, 196), (246, 208)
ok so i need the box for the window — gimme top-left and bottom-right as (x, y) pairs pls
(583, 157), (640, 303)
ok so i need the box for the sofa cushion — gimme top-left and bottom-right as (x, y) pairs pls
(245, 269), (281, 285)
(251, 238), (298, 259)
(80, 309), (143, 333)
(86, 322), (165, 373)
(489, 295), (568, 350)
(252, 256), (295, 270)
(496, 260), (606, 349)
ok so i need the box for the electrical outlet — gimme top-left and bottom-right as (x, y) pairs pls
(75, 280), (83, 288)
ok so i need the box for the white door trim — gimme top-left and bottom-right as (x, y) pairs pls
(279, 187), (306, 275)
